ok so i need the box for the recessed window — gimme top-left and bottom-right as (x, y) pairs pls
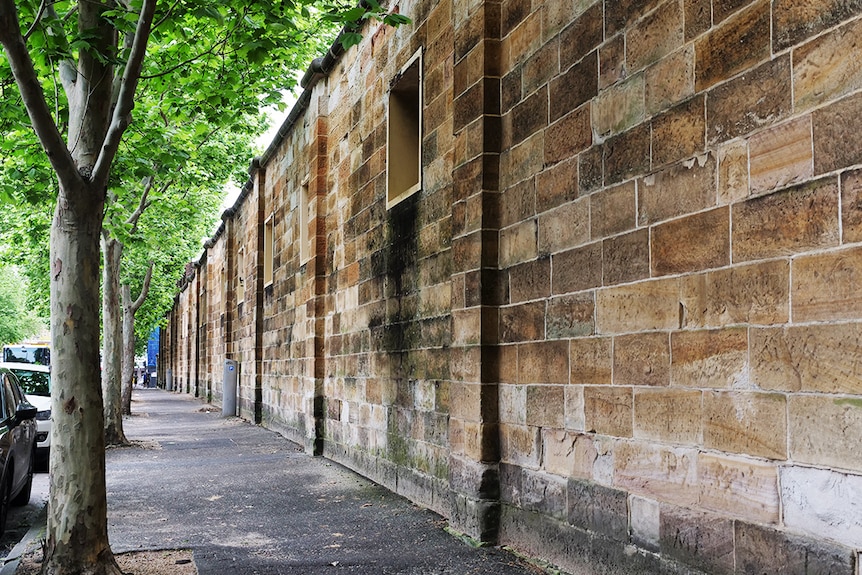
(387, 49), (423, 208)
(263, 214), (274, 287)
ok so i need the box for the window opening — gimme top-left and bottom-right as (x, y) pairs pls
(387, 49), (423, 208)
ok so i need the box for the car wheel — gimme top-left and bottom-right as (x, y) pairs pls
(0, 474), (10, 537)
(11, 451), (33, 507)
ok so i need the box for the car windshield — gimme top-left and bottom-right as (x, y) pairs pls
(10, 370), (50, 396)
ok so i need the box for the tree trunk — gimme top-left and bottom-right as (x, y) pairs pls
(45, 183), (122, 575)
(121, 263), (153, 415)
(102, 236), (126, 445)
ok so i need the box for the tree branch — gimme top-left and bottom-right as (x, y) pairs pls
(126, 174), (156, 232)
(0, 0), (80, 190)
(127, 261), (153, 314)
(92, 0), (157, 187)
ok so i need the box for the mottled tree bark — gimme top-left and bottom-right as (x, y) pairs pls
(102, 236), (126, 446)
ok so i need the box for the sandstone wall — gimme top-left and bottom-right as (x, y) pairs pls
(166, 0), (862, 572)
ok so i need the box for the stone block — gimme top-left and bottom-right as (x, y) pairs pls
(538, 197), (590, 256)
(499, 383), (526, 424)
(570, 337), (613, 385)
(500, 423), (541, 468)
(651, 95), (706, 168)
(694, 0), (770, 92)
(602, 228), (650, 286)
(792, 246), (862, 322)
(680, 260), (790, 328)
(590, 181), (636, 239)
(638, 153), (716, 225)
(732, 177), (839, 263)
(568, 478), (629, 541)
(605, 123), (651, 186)
(592, 74), (645, 138)
(781, 466), (862, 550)
(645, 46), (695, 115)
(789, 394), (862, 472)
(735, 521), (856, 575)
(579, 145), (604, 194)
(633, 388), (702, 444)
(565, 385), (585, 432)
(629, 495), (660, 551)
(596, 278), (681, 334)
(549, 52), (598, 123)
(551, 241), (602, 295)
(671, 327), (748, 389)
(795, 17), (862, 111)
(717, 139), (750, 205)
(707, 55), (792, 145)
(599, 33), (626, 90)
(841, 169), (862, 243)
(684, 0), (710, 40)
(546, 293), (595, 339)
(698, 453), (779, 524)
(499, 301), (545, 343)
(750, 323), (862, 393)
(520, 340), (569, 385)
(527, 385), (566, 429)
(499, 219), (538, 268)
(814, 91), (862, 175)
(500, 132), (544, 190)
(703, 390), (788, 460)
(749, 116), (813, 195)
(605, 0), (663, 37)
(543, 428), (576, 476)
(659, 505), (735, 575)
(613, 332), (671, 388)
(583, 385), (633, 438)
(508, 86), (549, 148)
(559, 2), (603, 71)
(509, 257), (550, 304)
(626, 0), (684, 72)
(536, 156), (578, 213)
(774, 0), (862, 51)
(544, 106), (592, 166)
(522, 41), (559, 97)
(651, 207), (730, 276)
(613, 441), (699, 507)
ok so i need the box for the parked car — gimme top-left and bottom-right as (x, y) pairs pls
(0, 363), (50, 467)
(0, 367), (37, 535)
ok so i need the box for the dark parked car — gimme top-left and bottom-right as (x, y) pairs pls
(0, 367), (37, 535)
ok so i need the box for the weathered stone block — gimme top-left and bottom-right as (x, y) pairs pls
(605, 123), (651, 186)
(841, 169), (862, 243)
(717, 139), (750, 205)
(499, 383), (526, 424)
(703, 390), (788, 460)
(782, 466), (862, 551)
(613, 441), (699, 507)
(583, 386), (633, 438)
(659, 504), (735, 575)
(499, 219), (538, 268)
(568, 478), (628, 541)
(651, 207), (730, 276)
(695, 0), (770, 92)
(707, 55), (792, 145)
(592, 74), (645, 138)
(749, 116), (814, 195)
(602, 228), (650, 285)
(732, 177), (839, 263)
(559, 2), (603, 71)
(680, 260), (790, 328)
(565, 385), (585, 432)
(789, 394), (862, 472)
(645, 46), (695, 116)
(684, 0), (710, 41)
(520, 340), (569, 385)
(750, 323), (862, 393)
(774, 0), (862, 52)
(651, 95), (706, 168)
(633, 388), (701, 444)
(629, 495), (660, 551)
(626, 0), (684, 72)
(508, 257), (550, 304)
(605, 0), (663, 37)
(638, 153), (716, 225)
(546, 293), (595, 339)
(500, 423), (541, 468)
(795, 17), (862, 111)
(599, 33), (626, 90)
(508, 86), (548, 148)
(792, 246), (862, 322)
(527, 385), (566, 429)
(698, 452), (779, 524)
(538, 197), (590, 256)
(613, 332), (671, 387)
(735, 521), (856, 575)
(570, 337), (613, 385)
(671, 327), (748, 389)
(590, 181), (636, 239)
(551, 241), (602, 295)
(536, 156), (578, 213)
(549, 52), (598, 123)
(597, 278), (681, 334)
(819, 81), (862, 170)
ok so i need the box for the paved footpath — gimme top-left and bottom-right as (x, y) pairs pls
(106, 388), (542, 575)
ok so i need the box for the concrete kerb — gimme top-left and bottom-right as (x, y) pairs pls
(0, 503), (47, 575)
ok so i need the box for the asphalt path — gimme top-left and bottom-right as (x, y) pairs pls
(104, 388), (542, 575)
